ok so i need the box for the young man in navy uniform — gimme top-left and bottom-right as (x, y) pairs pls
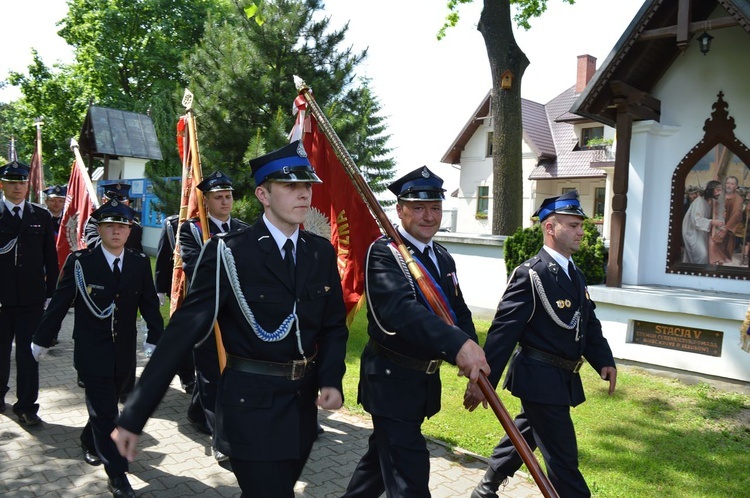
(43, 184), (67, 236)
(0, 160), (59, 426)
(85, 183), (144, 252)
(342, 166), (489, 498)
(465, 191), (617, 498)
(178, 170), (248, 461)
(32, 199), (163, 498)
(112, 141), (349, 497)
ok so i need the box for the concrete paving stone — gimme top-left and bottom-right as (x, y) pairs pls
(1, 312), (544, 497)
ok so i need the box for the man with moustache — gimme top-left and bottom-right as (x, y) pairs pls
(111, 141), (348, 497)
(343, 166), (489, 498)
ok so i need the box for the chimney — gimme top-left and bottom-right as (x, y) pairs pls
(576, 54), (597, 93)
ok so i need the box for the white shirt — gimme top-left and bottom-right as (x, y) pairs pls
(543, 245), (575, 279)
(101, 246), (125, 273)
(3, 199), (25, 219)
(398, 226), (440, 273)
(209, 215), (232, 233)
(262, 213), (299, 262)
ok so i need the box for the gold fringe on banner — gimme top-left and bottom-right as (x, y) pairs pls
(740, 301), (750, 352)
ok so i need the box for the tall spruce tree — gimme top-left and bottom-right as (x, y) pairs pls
(181, 0), (395, 204)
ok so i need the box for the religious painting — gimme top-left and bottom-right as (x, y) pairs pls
(667, 93), (750, 279)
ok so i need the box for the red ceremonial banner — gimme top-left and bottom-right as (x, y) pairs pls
(169, 116), (202, 316)
(291, 95), (382, 322)
(56, 161), (96, 270)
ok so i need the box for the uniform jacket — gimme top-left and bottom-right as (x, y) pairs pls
(0, 201), (59, 306)
(359, 236), (476, 421)
(33, 245), (163, 376)
(116, 218), (348, 461)
(483, 249), (615, 407)
(154, 214), (179, 293)
(85, 216), (144, 253)
(178, 217), (249, 282)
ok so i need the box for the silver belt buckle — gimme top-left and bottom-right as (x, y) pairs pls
(573, 357), (584, 373)
(425, 359), (442, 374)
(290, 359), (307, 380)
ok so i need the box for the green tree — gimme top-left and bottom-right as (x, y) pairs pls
(7, 53), (92, 183)
(181, 0), (394, 203)
(441, 0), (576, 236)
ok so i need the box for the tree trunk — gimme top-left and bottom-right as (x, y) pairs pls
(479, 0), (529, 235)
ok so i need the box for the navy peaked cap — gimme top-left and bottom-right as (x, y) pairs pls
(249, 140), (322, 185)
(388, 166), (445, 201)
(103, 183), (132, 200)
(91, 198), (136, 225)
(196, 170), (233, 192)
(44, 185), (67, 198)
(534, 190), (587, 221)
(1, 160), (30, 182)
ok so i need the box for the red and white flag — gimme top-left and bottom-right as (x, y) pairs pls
(56, 161), (97, 270)
(291, 94), (382, 322)
(169, 115), (202, 316)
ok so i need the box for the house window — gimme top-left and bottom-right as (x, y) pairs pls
(486, 132), (493, 157)
(562, 187), (576, 194)
(594, 187), (605, 218)
(581, 126), (604, 147)
(476, 186), (489, 218)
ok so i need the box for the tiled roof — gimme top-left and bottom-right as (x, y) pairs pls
(531, 86), (606, 179)
(442, 81), (607, 179)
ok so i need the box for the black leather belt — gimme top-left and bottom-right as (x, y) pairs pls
(225, 352), (317, 380)
(520, 346), (585, 373)
(369, 340), (442, 374)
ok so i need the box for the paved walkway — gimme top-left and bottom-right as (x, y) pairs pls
(1, 312), (542, 497)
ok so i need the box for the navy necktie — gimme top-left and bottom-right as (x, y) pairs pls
(12, 206), (21, 228)
(421, 246), (440, 280)
(283, 239), (295, 284)
(568, 260), (580, 291)
(221, 222), (230, 233)
(113, 257), (121, 283)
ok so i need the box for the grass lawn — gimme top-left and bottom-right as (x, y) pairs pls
(342, 312), (750, 498)
(153, 256), (750, 498)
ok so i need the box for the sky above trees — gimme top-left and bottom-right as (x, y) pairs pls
(2, 0), (645, 185)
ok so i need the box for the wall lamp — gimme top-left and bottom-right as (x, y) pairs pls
(697, 31), (714, 55)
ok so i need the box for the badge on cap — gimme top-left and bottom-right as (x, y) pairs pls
(297, 141), (308, 158)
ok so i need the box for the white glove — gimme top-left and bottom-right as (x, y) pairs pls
(31, 343), (49, 362)
(157, 293), (166, 306)
(44, 298), (51, 310)
(143, 342), (157, 357)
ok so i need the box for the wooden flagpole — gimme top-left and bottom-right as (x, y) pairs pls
(294, 76), (559, 498)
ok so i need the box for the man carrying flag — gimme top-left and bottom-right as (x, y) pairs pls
(342, 166), (488, 498)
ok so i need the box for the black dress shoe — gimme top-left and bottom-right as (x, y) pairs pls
(187, 416), (212, 435)
(107, 474), (136, 498)
(0, 399), (5, 413)
(82, 445), (102, 466)
(181, 380), (195, 394)
(77, 375), (86, 388)
(317, 422), (325, 435)
(17, 412), (42, 426)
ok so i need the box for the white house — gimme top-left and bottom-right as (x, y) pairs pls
(441, 55), (615, 238)
(438, 0), (750, 383)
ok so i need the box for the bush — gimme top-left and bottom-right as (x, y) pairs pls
(503, 219), (606, 285)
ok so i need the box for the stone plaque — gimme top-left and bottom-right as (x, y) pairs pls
(632, 320), (723, 357)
